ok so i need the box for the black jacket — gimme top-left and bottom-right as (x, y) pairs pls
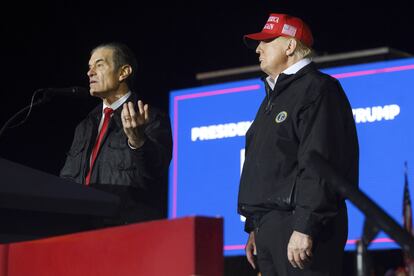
(238, 63), (359, 237)
(60, 92), (172, 223)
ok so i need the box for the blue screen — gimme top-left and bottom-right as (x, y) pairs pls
(169, 58), (414, 256)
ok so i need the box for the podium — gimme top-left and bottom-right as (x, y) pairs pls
(0, 216), (223, 276)
(0, 158), (224, 275)
(0, 158), (120, 242)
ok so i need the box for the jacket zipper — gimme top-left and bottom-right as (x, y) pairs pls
(264, 81), (275, 114)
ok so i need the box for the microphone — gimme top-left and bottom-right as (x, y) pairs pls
(40, 86), (90, 97)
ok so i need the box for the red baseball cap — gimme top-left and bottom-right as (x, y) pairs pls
(244, 13), (314, 49)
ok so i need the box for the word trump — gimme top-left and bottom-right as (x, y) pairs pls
(352, 104), (400, 123)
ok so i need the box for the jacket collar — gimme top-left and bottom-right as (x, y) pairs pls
(265, 58), (312, 90)
(87, 92), (141, 129)
(262, 62), (316, 97)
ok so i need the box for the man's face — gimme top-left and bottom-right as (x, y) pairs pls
(87, 47), (121, 98)
(256, 37), (289, 77)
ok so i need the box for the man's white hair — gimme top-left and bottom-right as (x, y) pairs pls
(280, 36), (313, 59)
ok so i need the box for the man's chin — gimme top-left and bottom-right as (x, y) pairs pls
(89, 90), (105, 98)
(259, 63), (268, 74)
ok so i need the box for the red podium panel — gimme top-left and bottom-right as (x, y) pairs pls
(7, 216), (223, 276)
(0, 245), (8, 276)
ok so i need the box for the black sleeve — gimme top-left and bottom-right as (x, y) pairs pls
(292, 79), (358, 237)
(244, 216), (255, 233)
(129, 109), (173, 184)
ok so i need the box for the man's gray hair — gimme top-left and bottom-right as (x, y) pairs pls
(92, 42), (138, 90)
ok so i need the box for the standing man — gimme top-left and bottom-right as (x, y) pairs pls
(238, 14), (359, 275)
(60, 42), (172, 225)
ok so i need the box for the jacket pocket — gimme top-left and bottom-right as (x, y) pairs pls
(107, 140), (133, 170)
(105, 140), (137, 185)
(266, 172), (298, 210)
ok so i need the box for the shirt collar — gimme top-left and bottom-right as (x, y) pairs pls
(283, 58), (311, 75)
(102, 91), (132, 111)
(266, 58), (312, 90)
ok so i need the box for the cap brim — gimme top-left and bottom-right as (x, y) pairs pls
(243, 32), (279, 49)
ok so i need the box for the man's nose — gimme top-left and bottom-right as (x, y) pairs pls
(255, 42), (262, 54)
(87, 67), (95, 77)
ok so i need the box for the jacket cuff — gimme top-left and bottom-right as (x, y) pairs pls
(292, 208), (321, 237)
(127, 139), (139, 150)
(127, 133), (149, 150)
(244, 216), (255, 233)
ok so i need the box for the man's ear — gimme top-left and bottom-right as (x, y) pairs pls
(119, 65), (132, 82)
(286, 39), (297, 56)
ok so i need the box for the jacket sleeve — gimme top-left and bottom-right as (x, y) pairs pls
(129, 109), (173, 185)
(244, 216), (255, 233)
(292, 79), (358, 237)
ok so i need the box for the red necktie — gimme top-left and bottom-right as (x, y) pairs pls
(85, 107), (114, 185)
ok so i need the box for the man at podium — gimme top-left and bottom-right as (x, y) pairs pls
(60, 42), (172, 225)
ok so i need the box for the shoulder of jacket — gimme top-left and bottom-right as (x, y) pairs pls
(74, 104), (101, 130)
(298, 70), (343, 105)
(306, 69), (339, 88)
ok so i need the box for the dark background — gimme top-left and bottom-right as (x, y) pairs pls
(1, 1), (413, 174)
(1, 1), (413, 274)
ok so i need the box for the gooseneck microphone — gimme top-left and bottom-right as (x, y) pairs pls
(0, 86), (90, 140)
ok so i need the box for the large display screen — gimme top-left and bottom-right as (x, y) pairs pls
(169, 57), (414, 256)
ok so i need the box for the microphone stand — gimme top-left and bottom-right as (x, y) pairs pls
(0, 90), (50, 140)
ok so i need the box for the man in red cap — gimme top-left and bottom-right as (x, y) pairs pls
(237, 13), (359, 275)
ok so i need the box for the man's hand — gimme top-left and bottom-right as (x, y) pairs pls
(287, 230), (313, 269)
(245, 231), (257, 269)
(121, 100), (149, 148)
